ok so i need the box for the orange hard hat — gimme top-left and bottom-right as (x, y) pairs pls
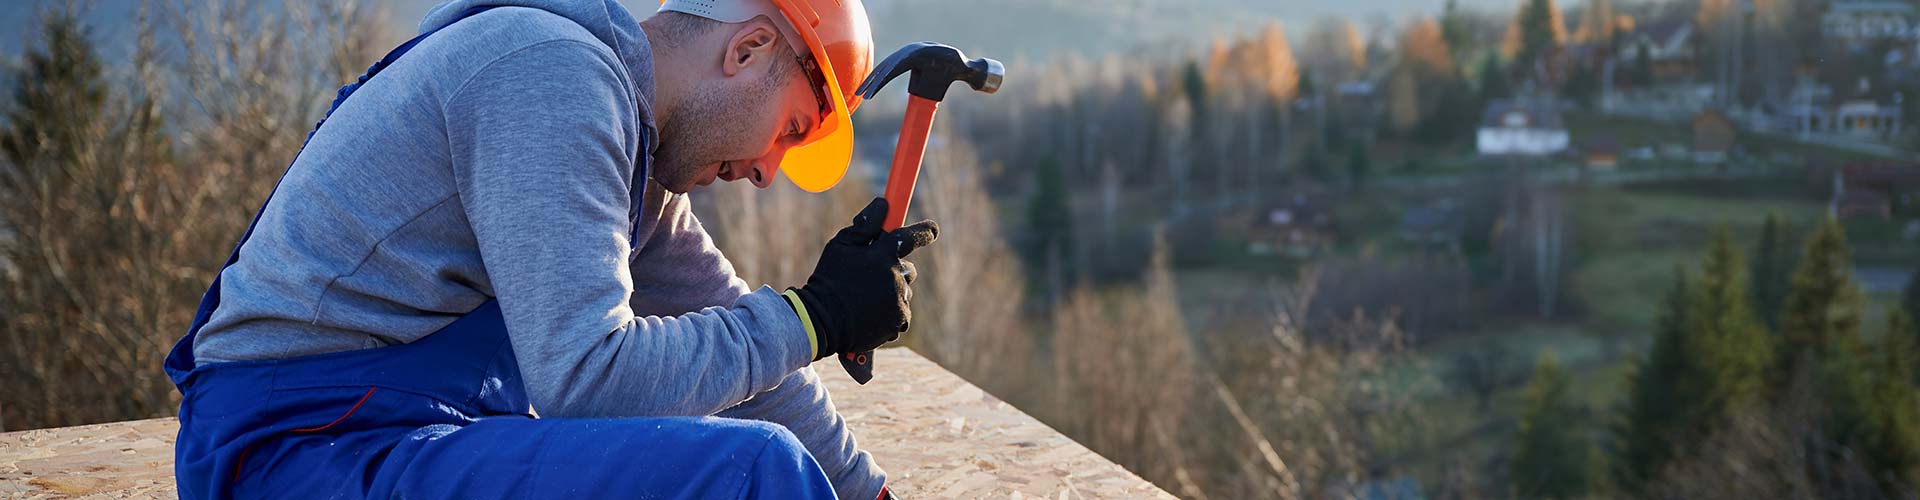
(657, 0), (873, 192)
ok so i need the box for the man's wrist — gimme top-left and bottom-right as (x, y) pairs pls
(782, 289), (821, 360)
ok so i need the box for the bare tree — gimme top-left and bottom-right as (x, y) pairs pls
(0, 0), (388, 430)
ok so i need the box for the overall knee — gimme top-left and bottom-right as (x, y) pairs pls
(697, 418), (819, 475)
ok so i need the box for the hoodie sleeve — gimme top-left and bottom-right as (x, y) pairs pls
(627, 187), (752, 317)
(630, 191), (888, 500)
(444, 39), (814, 418)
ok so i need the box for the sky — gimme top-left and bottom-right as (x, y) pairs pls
(0, 0), (1533, 67)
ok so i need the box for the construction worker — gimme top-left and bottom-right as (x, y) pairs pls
(162, 0), (933, 498)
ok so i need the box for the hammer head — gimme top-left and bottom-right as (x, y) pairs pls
(855, 42), (1004, 102)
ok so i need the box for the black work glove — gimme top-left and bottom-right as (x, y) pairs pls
(788, 198), (939, 361)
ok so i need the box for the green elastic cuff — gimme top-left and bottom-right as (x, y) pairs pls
(782, 289), (819, 360)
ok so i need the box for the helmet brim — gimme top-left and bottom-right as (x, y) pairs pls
(770, 0), (865, 192)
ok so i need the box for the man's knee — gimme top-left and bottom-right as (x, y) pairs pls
(701, 418), (835, 498)
(696, 417), (807, 458)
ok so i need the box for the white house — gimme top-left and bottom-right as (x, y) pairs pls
(1824, 0), (1916, 45)
(1478, 99), (1570, 156)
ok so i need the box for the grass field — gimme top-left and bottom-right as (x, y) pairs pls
(1154, 165), (1912, 486)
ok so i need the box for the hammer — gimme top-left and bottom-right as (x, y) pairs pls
(837, 42), (1003, 384)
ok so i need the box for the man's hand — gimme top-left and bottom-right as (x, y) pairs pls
(786, 198), (938, 360)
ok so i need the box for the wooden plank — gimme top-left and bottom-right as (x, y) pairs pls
(0, 349), (1172, 499)
(0, 417), (177, 499)
(818, 349), (1176, 499)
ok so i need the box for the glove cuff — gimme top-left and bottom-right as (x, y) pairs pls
(783, 288), (823, 360)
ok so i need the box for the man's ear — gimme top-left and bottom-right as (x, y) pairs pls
(720, 19), (781, 78)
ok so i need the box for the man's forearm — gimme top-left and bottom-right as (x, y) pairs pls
(512, 286), (814, 418)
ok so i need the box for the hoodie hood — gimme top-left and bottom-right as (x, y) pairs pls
(420, 0), (657, 119)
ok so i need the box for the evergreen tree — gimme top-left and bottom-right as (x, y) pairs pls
(1903, 268), (1920, 341)
(1515, 0), (1565, 69)
(1773, 218), (1920, 494)
(1860, 308), (1920, 492)
(1511, 352), (1594, 499)
(1685, 226), (1773, 412)
(1180, 59), (1210, 176)
(1778, 218), (1863, 377)
(1026, 155), (1074, 292)
(1477, 57), (1511, 102)
(1750, 214), (1794, 332)
(1886, 309), (1918, 387)
(1614, 268), (1693, 490)
(1441, 0), (1474, 64)
(1821, 308), (1920, 495)
(1, 10), (106, 169)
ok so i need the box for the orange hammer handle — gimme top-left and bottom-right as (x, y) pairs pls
(883, 96), (940, 231)
(841, 95), (940, 385)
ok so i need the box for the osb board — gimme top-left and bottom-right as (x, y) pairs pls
(816, 349), (1174, 499)
(0, 349), (1171, 499)
(0, 417), (176, 499)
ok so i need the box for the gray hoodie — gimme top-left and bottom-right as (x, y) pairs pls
(189, 0), (883, 496)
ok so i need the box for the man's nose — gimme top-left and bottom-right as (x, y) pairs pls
(746, 159), (775, 189)
(749, 145), (794, 189)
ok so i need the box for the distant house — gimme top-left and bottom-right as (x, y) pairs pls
(1619, 19), (1697, 80)
(1836, 189), (1894, 218)
(1692, 109), (1737, 162)
(1777, 76), (1836, 135)
(1768, 76), (1906, 141)
(1831, 163), (1920, 218)
(1234, 194), (1336, 258)
(1478, 98), (1570, 157)
(1581, 137), (1621, 169)
(1832, 99), (1904, 140)
(1823, 0), (1917, 47)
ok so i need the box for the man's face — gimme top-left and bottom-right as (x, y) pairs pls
(653, 24), (826, 194)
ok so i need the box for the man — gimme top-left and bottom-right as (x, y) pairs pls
(163, 0), (933, 498)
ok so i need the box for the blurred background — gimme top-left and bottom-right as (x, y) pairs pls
(3, 0), (1918, 498)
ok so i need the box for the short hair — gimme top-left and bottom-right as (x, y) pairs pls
(649, 11), (796, 85)
(647, 11), (722, 48)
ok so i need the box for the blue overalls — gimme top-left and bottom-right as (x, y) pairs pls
(162, 7), (839, 499)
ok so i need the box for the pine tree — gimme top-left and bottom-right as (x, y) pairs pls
(1828, 308), (1920, 495)
(1886, 309), (1917, 387)
(1026, 154), (1073, 298)
(1778, 218), (1863, 377)
(1511, 352), (1594, 499)
(1685, 226), (1773, 413)
(1515, 0), (1567, 69)
(1478, 57), (1511, 101)
(1903, 268), (1920, 341)
(1, 10), (106, 168)
(1750, 214), (1794, 332)
(1441, 0), (1474, 63)
(1863, 308), (1920, 492)
(1774, 218), (1920, 494)
(1614, 268), (1692, 490)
